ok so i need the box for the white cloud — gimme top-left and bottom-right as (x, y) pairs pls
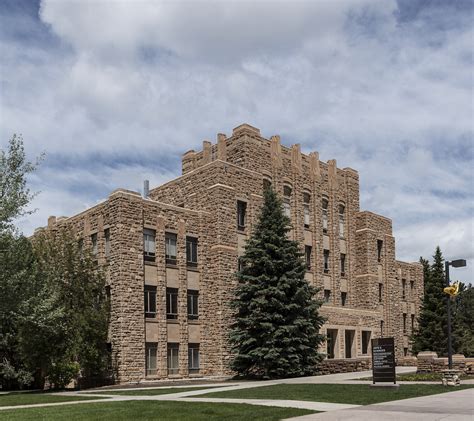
(1, 0), (472, 281)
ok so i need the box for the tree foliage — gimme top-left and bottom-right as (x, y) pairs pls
(229, 187), (325, 379)
(0, 134), (42, 230)
(453, 283), (474, 357)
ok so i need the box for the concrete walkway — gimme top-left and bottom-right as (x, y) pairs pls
(283, 388), (474, 420)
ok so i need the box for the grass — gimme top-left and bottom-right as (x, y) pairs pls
(0, 400), (315, 420)
(199, 383), (474, 405)
(87, 386), (223, 395)
(0, 391), (102, 407)
(355, 372), (472, 382)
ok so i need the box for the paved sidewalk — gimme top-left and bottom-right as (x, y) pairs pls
(283, 388), (474, 420)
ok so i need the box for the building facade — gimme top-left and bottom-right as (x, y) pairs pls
(40, 123), (423, 383)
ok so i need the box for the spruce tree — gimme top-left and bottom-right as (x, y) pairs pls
(229, 187), (325, 379)
(412, 247), (448, 356)
(453, 283), (474, 357)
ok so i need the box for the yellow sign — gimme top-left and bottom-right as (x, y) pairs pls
(443, 282), (460, 297)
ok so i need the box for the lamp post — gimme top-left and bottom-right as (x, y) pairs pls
(445, 259), (467, 369)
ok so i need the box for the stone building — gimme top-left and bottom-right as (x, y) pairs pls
(40, 123), (423, 383)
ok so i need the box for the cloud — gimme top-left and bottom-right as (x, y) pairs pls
(1, 0), (472, 281)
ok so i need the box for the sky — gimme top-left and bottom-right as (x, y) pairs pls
(1, 0), (473, 282)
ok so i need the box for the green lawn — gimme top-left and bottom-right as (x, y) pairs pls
(87, 386), (223, 395)
(0, 400), (315, 420)
(355, 372), (472, 382)
(199, 383), (474, 405)
(0, 391), (102, 407)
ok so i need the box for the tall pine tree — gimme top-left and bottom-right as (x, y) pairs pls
(229, 187), (325, 379)
(412, 247), (448, 356)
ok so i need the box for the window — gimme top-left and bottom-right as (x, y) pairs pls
(322, 198), (329, 233)
(326, 329), (337, 359)
(167, 343), (179, 375)
(377, 240), (383, 262)
(341, 292), (347, 306)
(237, 257), (244, 272)
(104, 228), (110, 258)
(187, 290), (199, 320)
(145, 343), (157, 376)
(338, 204), (345, 238)
(186, 236), (198, 267)
(283, 185), (292, 218)
(340, 253), (346, 276)
(402, 279), (406, 300)
(145, 286), (157, 318)
(91, 233), (98, 256)
(324, 289), (331, 303)
(410, 280), (414, 295)
(380, 320), (384, 337)
(263, 178), (272, 191)
(305, 245), (312, 270)
(188, 344), (200, 374)
(303, 192), (311, 228)
(411, 314), (415, 331)
(237, 201), (247, 231)
(166, 288), (178, 320)
(404, 347), (408, 357)
(144, 228), (156, 262)
(403, 313), (407, 333)
(378, 283), (383, 303)
(78, 238), (84, 255)
(323, 249), (330, 273)
(165, 232), (177, 265)
(345, 330), (355, 358)
(362, 331), (371, 355)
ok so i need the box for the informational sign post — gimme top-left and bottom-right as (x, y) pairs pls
(371, 337), (396, 384)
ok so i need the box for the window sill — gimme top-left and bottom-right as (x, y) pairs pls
(189, 373), (202, 378)
(304, 225), (310, 230)
(186, 266), (200, 272)
(167, 319), (179, 324)
(166, 263), (178, 269)
(167, 374), (182, 379)
(188, 319), (200, 325)
(145, 260), (157, 266)
(324, 270), (330, 274)
(145, 317), (159, 323)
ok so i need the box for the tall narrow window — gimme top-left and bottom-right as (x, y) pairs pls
(403, 313), (407, 333)
(91, 233), (98, 256)
(410, 280), (414, 296)
(379, 283), (383, 303)
(380, 320), (384, 337)
(237, 200), (247, 231)
(144, 286), (157, 318)
(377, 239), (383, 262)
(186, 236), (198, 267)
(322, 198), (329, 233)
(411, 314), (415, 331)
(144, 228), (156, 262)
(166, 287), (178, 320)
(283, 185), (292, 218)
(187, 290), (199, 320)
(323, 249), (330, 273)
(305, 245), (312, 270)
(340, 253), (346, 276)
(402, 279), (406, 300)
(145, 343), (157, 376)
(167, 343), (179, 375)
(327, 329), (337, 359)
(338, 204), (345, 238)
(188, 344), (200, 374)
(165, 232), (177, 265)
(361, 331), (371, 355)
(341, 292), (347, 306)
(303, 192), (311, 228)
(104, 228), (111, 258)
(404, 347), (408, 357)
(324, 289), (331, 303)
(263, 178), (272, 192)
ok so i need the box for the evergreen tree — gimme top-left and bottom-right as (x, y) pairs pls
(412, 247), (448, 356)
(229, 187), (325, 379)
(453, 283), (474, 357)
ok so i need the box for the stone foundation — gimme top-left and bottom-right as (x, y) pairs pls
(318, 357), (371, 375)
(416, 351), (474, 374)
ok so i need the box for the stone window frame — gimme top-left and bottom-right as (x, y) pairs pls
(402, 278), (407, 300)
(326, 328), (338, 359)
(166, 287), (178, 320)
(165, 232), (177, 265)
(144, 228), (156, 262)
(144, 285), (157, 318)
(361, 330), (371, 355)
(188, 343), (200, 373)
(378, 283), (383, 303)
(340, 253), (346, 277)
(186, 236), (198, 267)
(90, 232), (98, 257)
(237, 200), (247, 231)
(303, 191), (311, 229)
(305, 245), (312, 271)
(187, 289), (199, 320)
(377, 239), (383, 262)
(322, 196), (329, 234)
(341, 291), (347, 307)
(104, 227), (111, 258)
(338, 203), (345, 239)
(324, 289), (331, 303)
(323, 249), (330, 273)
(145, 342), (158, 376)
(262, 175), (272, 192)
(282, 184), (292, 218)
(167, 343), (179, 375)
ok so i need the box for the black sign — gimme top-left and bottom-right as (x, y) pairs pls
(371, 337), (396, 384)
